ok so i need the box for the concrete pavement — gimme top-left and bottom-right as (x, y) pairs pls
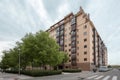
(0, 72), (32, 80)
(0, 69), (120, 80)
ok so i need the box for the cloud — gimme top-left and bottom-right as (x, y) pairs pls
(0, 0), (54, 60)
(0, 0), (120, 65)
(28, 0), (53, 30)
(53, 1), (71, 24)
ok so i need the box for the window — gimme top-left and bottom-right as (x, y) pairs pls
(84, 25), (87, 29)
(84, 38), (87, 42)
(83, 32), (87, 35)
(69, 49), (71, 51)
(77, 47), (79, 50)
(84, 51), (87, 55)
(84, 58), (87, 61)
(84, 45), (87, 48)
(69, 60), (71, 62)
(65, 45), (67, 47)
(77, 41), (79, 43)
(69, 44), (71, 46)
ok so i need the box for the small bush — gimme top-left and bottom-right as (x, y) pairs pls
(62, 69), (82, 73)
(4, 70), (62, 77)
(4, 70), (18, 74)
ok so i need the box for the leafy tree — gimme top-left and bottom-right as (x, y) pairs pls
(0, 31), (69, 70)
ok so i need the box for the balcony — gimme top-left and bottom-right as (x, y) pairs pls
(71, 42), (76, 47)
(71, 17), (76, 25)
(71, 37), (76, 41)
(59, 31), (64, 36)
(60, 40), (64, 46)
(71, 48), (76, 53)
(60, 25), (64, 31)
(71, 24), (76, 31)
(71, 31), (76, 37)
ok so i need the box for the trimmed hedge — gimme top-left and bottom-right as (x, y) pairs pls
(62, 69), (82, 73)
(5, 70), (62, 77)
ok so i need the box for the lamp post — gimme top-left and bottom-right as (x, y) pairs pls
(18, 48), (20, 75)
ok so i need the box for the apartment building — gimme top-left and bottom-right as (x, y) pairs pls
(47, 7), (107, 71)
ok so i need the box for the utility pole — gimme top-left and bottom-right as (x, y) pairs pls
(18, 49), (20, 75)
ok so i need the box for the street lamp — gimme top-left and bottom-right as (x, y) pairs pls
(18, 48), (20, 75)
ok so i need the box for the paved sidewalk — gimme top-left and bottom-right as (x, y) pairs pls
(0, 71), (98, 80)
(0, 72), (33, 80)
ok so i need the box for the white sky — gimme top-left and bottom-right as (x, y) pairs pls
(0, 0), (120, 65)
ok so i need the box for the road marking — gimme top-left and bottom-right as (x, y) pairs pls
(112, 76), (117, 80)
(95, 75), (104, 79)
(87, 75), (98, 79)
(102, 76), (110, 80)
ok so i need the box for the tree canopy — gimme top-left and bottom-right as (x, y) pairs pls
(0, 31), (68, 70)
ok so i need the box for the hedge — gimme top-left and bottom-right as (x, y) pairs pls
(5, 70), (62, 77)
(62, 69), (82, 73)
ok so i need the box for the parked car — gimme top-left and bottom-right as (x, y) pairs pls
(99, 66), (109, 72)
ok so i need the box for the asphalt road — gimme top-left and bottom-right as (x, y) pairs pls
(24, 69), (120, 80)
(0, 69), (120, 80)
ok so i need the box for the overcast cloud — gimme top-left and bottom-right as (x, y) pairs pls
(0, 0), (120, 65)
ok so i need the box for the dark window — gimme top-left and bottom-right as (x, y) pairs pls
(69, 49), (71, 51)
(65, 45), (67, 47)
(84, 45), (87, 48)
(84, 38), (87, 42)
(77, 47), (79, 49)
(69, 44), (71, 46)
(84, 51), (87, 54)
(69, 60), (71, 62)
(84, 25), (87, 29)
(77, 41), (79, 43)
(84, 58), (87, 61)
(66, 66), (68, 68)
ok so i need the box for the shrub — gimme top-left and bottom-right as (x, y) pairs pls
(62, 69), (82, 73)
(4, 70), (62, 77)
